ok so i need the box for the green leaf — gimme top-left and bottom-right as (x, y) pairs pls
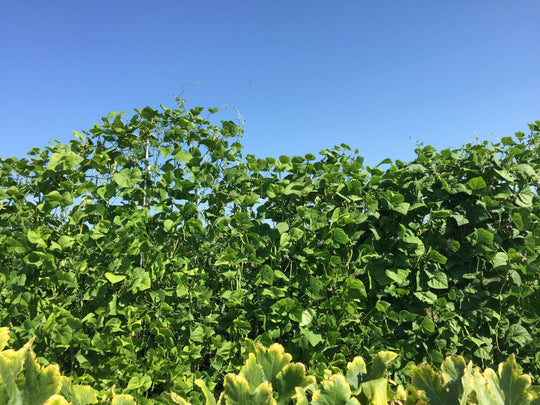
(467, 176), (487, 190)
(507, 324), (532, 347)
(420, 317), (436, 334)
(346, 357), (367, 390)
(22, 350), (62, 405)
(516, 192), (533, 207)
(345, 278), (367, 300)
(47, 150), (83, 171)
(375, 300), (390, 313)
(511, 212), (524, 231)
(112, 168), (142, 189)
(174, 149), (193, 163)
(105, 273), (126, 284)
(125, 374), (152, 392)
(164, 219), (174, 232)
(312, 374), (360, 405)
(385, 268), (410, 284)
(299, 310), (314, 327)
(428, 249), (448, 265)
(160, 146), (173, 159)
(111, 394), (137, 405)
(276, 222), (289, 234)
(27, 229), (47, 248)
(260, 265), (274, 285)
(514, 163), (536, 180)
(239, 353), (265, 392)
(431, 209), (453, 218)
(252, 343), (292, 387)
(493, 252), (508, 269)
(300, 327), (323, 347)
(471, 228), (494, 252)
(332, 228), (350, 244)
(275, 363), (316, 403)
(194, 379), (218, 405)
(223, 374), (276, 405)
(411, 363), (448, 404)
(497, 355), (533, 405)
(57, 235), (74, 250)
(0, 328), (9, 351)
(427, 271), (448, 289)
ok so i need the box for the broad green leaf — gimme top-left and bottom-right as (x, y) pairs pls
(164, 219), (174, 232)
(130, 268), (151, 292)
(0, 339), (34, 401)
(293, 386), (310, 405)
(414, 291), (438, 304)
(401, 235), (422, 246)
(299, 310), (313, 327)
(57, 235), (74, 250)
(473, 367), (506, 404)
(48, 150), (83, 171)
(300, 327), (323, 347)
(332, 228), (350, 244)
(255, 343), (292, 386)
(511, 212), (524, 231)
(223, 374), (276, 405)
(345, 278), (367, 300)
(471, 228), (494, 252)
(428, 249), (447, 265)
(493, 252), (508, 269)
(125, 374), (152, 392)
(111, 395), (137, 405)
(175, 149), (193, 163)
(506, 324), (532, 347)
(440, 355), (466, 403)
(195, 379), (218, 405)
(160, 146), (173, 158)
(385, 268), (410, 284)
(497, 355), (533, 405)
(112, 168), (142, 189)
(412, 362), (455, 404)
(260, 265), (274, 285)
(27, 229), (47, 248)
(22, 349), (62, 404)
(239, 353), (265, 392)
(346, 356), (367, 390)
(105, 272), (126, 284)
(467, 176), (487, 190)
(360, 378), (388, 404)
(427, 271), (448, 289)
(514, 163), (536, 180)
(368, 351), (398, 380)
(312, 374), (360, 405)
(393, 202), (410, 215)
(375, 300), (390, 313)
(275, 363), (316, 403)
(431, 209), (453, 218)
(276, 222), (289, 234)
(420, 317), (436, 334)
(516, 192), (533, 207)
(190, 325), (205, 343)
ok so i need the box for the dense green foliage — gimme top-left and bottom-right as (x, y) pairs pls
(1, 327), (538, 404)
(0, 97), (538, 402)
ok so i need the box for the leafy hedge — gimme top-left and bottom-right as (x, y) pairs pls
(0, 97), (538, 402)
(1, 327), (538, 404)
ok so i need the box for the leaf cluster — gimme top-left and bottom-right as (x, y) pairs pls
(0, 99), (538, 402)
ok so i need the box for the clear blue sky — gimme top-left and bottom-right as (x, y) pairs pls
(1, 0), (539, 166)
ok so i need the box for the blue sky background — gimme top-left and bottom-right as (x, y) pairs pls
(1, 0), (539, 166)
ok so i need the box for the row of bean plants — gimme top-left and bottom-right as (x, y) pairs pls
(0, 97), (538, 402)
